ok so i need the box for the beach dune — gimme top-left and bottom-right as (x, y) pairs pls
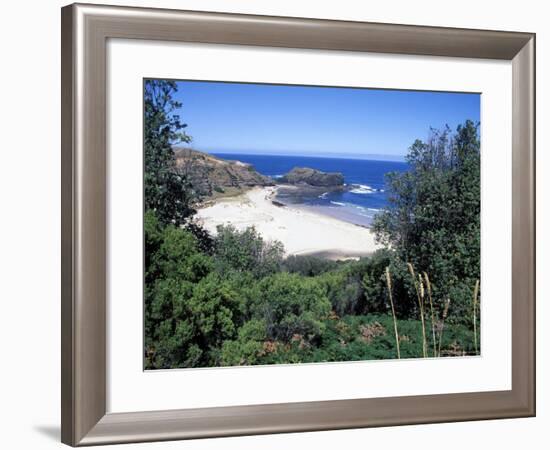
(196, 187), (382, 260)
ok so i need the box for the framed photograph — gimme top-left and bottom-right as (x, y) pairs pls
(61, 3), (535, 446)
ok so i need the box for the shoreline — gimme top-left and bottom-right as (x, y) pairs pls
(195, 186), (383, 260)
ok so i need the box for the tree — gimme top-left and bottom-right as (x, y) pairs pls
(144, 79), (195, 226)
(144, 210), (214, 369)
(372, 120), (480, 320)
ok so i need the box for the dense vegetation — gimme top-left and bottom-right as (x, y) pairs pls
(372, 122), (481, 324)
(143, 80), (481, 369)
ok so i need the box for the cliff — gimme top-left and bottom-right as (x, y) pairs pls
(173, 148), (274, 197)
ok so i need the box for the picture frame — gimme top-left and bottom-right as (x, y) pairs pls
(61, 3), (535, 446)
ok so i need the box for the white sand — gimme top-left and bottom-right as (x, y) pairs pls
(195, 187), (382, 259)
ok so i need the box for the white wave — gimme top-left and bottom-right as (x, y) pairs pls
(330, 201), (346, 206)
(353, 205), (380, 216)
(349, 184), (377, 194)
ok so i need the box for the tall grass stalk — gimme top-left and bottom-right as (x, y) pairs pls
(385, 267), (401, 359)
(437, 298), (451, 357)
(423, 272), (437, 357)
(472, 279), (480, 355)
(408, 263), (427, 358)
(418, 274), (428, 358)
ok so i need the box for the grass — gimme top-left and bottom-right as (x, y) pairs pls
(383, 264), (479, 359)
(423, 272), (437, 357)
(407, 263), (427, 358)
(437, 298), (451, 357)
(472, 279), (480, 355)
(385, 267), (400, 359)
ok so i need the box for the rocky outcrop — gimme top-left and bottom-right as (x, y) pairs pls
(278, 167), (344, 187)
(173, 148), (273, 197)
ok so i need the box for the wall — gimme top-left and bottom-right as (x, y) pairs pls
(0, 0), (546, 448)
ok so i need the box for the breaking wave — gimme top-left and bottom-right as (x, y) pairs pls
(349, 184), (379, 194)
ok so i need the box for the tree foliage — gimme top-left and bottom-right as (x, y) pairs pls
(213, 224), (284, 277)
(372, 120), (480, 321)
(144, 79), (196, 226)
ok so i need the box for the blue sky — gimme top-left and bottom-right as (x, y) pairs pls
(170, 80), (480, 161)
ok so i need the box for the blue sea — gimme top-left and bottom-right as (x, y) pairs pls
(212, 153), (408, 226)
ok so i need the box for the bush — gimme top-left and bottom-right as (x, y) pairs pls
(317, 269), (363, 317)
(145, 210), (212, 283)
(213, 224), (284, 277)
(187, 273), (245, 365)
(251, 273), (331, 344)
(282, 255), (339, 276)
(144, 210), (215, 369)
(144, 278), (199, 369)
(220, 319), (268, 366)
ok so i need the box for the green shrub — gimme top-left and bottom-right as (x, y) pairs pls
(251, 273), (331, 344)
(282, 255), (339, 276)
(213, 224), (284, 278)
(220, 319), (268, 366)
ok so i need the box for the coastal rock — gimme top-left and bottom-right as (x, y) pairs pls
(279, 167), (344, 187)
(173, 148), (274, 197)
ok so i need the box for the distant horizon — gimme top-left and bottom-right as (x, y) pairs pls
(208, 149), (407, 162)
(169, 80), (480, 159)
(174, 145), (407, 162)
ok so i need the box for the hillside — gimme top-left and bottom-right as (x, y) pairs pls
(173, 148), (274, 197)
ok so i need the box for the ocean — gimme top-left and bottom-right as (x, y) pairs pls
(212, 153), (408, 226)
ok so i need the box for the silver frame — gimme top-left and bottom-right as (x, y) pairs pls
(61, 3), (535, 446)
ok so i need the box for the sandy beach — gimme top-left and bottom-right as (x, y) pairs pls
(196, 187), (382, 259)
